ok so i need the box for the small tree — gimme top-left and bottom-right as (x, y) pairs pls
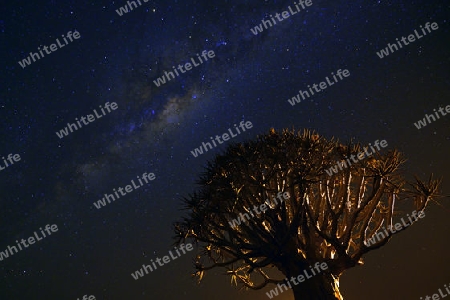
(174, 128), (441, 299)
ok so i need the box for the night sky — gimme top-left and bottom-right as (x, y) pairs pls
(1, 1), (449, 299)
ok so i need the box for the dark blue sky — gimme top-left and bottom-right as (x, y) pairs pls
(0, 0), (449, 299)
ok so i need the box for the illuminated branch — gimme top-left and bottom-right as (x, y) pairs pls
(173, 129), (442, 299)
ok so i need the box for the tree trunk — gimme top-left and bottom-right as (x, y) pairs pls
(291, 272), (343, 300)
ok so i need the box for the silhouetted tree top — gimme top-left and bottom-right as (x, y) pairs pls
(174, 128), (441, 299)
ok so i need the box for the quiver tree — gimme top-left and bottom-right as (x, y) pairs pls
(173, 128), (441, 299)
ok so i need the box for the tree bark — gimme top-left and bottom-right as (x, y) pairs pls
(290, 272), (343, 300)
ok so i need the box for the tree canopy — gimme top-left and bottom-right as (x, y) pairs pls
(173, 128), (441, 299)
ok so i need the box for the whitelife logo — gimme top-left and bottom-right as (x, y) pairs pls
(420, 282), (450, 300)
(287, 69), (350, 106)
(0, 153), (21, 172)
(413, 104), (449, 129)
(250, 0), (313, 36)
(190, 120), (253, 158)
(131, 243), (194, 280)
(153, 50), (215, 87)
(18, 30), (81, 69)
(228, 192), (290, 229)
(265, 262), (329, 298)
(93, 172), (156, 209)
(364, 210), (425, 247)
(115, 0), (149, 16)
(55, 101), (118, 139)
(376, 21), (439, 59)
(0, 224), (59, 262)
(325, 139), (388, 176)
(76, 296), (96, 300)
